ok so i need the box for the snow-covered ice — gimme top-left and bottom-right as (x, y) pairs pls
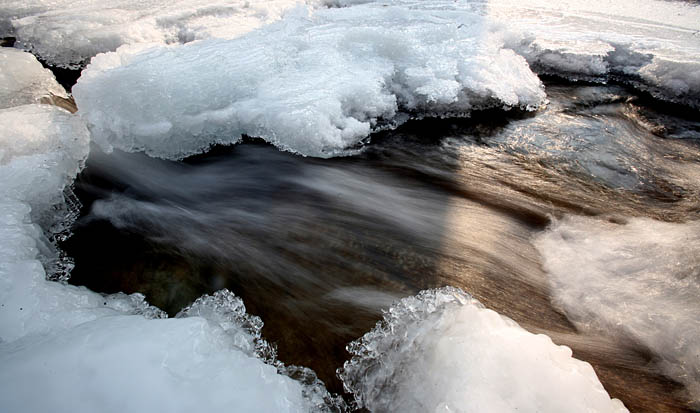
(73, 4), (545, 159)
(339, 287), (628, 413)
(0, 0), (321, 68)
(350, 0), (700, 107)
(535, 216), (700, 402)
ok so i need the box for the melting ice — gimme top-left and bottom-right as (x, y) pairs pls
(0, 0), (699, 411)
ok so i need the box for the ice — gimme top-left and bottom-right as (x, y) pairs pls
(74, 4), (545, 159)
(0, 105), (89, 215)
(535, 216), (700, 402)
(0, 313), (317, 413)
(0, 104), (337, 411)
(483, 0), (700, 107)
(339, 287), (627, 413)
(0, 0), (321, 69)
(0, 48), (67, 109)
(345, 0), (700, 107)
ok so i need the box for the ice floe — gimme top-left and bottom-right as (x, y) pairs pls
(73, 4), (545, 158)
(339, 287), (628, 413)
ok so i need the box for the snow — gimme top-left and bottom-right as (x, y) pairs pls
(535, 216), (700, 402)
(0, 48), (67, 109)
(73, 3), (545, 159)
(339, 287), (628, 413)
(345, 0), (700, 107)
(0, 0), (322, 68)
(1, 0), (697, 410)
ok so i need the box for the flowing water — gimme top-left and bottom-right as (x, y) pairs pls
(62, 81), (700, 412)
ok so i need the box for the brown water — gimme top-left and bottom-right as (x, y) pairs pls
(63, 82), (700, 412)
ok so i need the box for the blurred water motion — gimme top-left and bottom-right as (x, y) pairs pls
(64, 83), (700, 412)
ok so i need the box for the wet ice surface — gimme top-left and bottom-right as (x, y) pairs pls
(64, 83), (700, 412)
(67, 0), (700, 161)
(3, 0), (699, 107)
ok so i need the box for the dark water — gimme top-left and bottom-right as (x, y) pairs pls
(62, 82), (700, 412)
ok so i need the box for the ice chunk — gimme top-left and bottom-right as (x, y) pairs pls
(0, 314), (319, 413)
(0, 105), (89, 219)
(73, 4), (545, 159)
(535, 217), (700, 402)
(0, 48), (67, 109)
(0, 0), (322, 69)
(339, 287), (627, 413)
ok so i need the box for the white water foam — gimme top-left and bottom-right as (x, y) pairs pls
(535, 216), (700, 402)
(73, 3), (545, 159)
(339, 287), (628, 413)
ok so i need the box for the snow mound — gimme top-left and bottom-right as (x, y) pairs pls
(338, 287), (627, 413)
(0, 48), (67, 109)
(535, 217), (700, 403)
(0, 0), (321, 69)
(73, 4), (545, 159)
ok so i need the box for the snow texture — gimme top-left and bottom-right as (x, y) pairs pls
(339, 287), (628, 413)
(535, 217), (700, 403)
(344, 0), (700, 107)
(0, 0), (321, 69)
(73, 3), (545, 159)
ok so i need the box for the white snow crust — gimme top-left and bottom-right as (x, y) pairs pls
(339, 287), (628, 413)
(73, 3), (545, 159)
(535, 216), (700, 402)
(342, 0), (700, 107)
(0, 48), (67, 109)
(0, 0), (321, 68)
